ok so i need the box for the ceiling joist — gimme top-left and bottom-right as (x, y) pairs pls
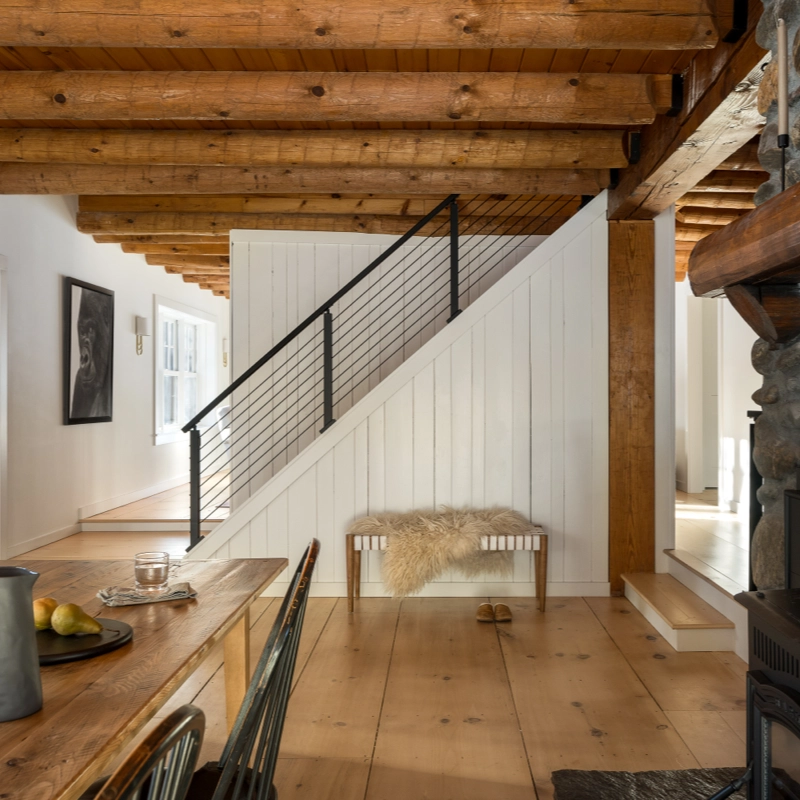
(77, 194), (566, 217)
(121, 243), (230, 255)
(0, 0), (719, 50)
(4, 165), (606, 196)
(0, 129), (629, 170)
(94, 234), (231, 245)
(0, 71), (674, 125)
(80, 210), (575, 237)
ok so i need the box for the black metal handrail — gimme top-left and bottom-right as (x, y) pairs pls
(182, 193), (458, 434)
(185, 192), (572, 548)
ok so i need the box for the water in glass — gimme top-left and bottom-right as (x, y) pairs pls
(134, 552), (170, 595)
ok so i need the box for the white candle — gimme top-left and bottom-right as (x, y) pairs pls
(778, 18), (789, 138)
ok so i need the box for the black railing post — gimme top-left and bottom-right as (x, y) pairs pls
(447, 199), (461, 322)
(321, 310), (336, 433)
(188, 427), (201, 551)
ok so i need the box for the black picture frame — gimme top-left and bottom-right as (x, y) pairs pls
(63, 277), (115, 425)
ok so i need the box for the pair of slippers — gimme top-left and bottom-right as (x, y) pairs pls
(476, 603), (512, 623)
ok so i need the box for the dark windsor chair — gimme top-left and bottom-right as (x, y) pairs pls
(93, 704), (205, 800)
(187, 538), (320, 800)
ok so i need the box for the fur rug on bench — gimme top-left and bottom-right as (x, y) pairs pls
(349, 507), (534, 596)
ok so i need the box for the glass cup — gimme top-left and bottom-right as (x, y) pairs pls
(134, 552), (170, 596)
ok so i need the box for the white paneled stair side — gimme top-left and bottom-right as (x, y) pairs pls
(622, 572), (735, 652)
(185, 194), (611, 600)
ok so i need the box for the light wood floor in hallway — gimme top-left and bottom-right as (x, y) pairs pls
(14, 534), (747, 799)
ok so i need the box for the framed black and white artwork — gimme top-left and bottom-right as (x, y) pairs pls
(63, 277), (115, 424)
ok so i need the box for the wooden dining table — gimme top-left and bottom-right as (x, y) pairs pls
(0, 557), (287, 800)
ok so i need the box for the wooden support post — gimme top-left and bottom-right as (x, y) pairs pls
(609, 220), (656, 594)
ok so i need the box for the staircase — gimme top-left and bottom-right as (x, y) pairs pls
(183, 193), (575, 548)
(182, 193), (612, 601)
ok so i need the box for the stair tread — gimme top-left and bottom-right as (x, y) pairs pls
(622, 572), (734, 630)
(664, 549), (746, 601)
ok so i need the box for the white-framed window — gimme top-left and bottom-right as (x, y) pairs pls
(154, 296), (218, 445)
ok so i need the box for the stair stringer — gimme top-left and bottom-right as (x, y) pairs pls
(186, 193), (611, 599)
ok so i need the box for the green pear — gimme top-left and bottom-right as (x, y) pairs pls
(50, 603), (103, 636)
(33, 597), (60, 630)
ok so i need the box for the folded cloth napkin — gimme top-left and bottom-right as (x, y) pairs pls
(97, 582), (197, 607)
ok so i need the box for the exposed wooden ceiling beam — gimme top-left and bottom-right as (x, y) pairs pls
(9, 165), (604, 195)
(0, 129), (629, 170)
(0, 0), (719, 50)
(718, 138), (762, 170)
(94, 234), (230, 244)
(692, 169), (768, 192)
(676, 223), (721, 241)
(675, 207), (748, 225)
(164, 266), (229, 275)
(0, 72), (674, 125)
(81, 210), (575, 237)
(676, 191), (755, 208)
(78, 194), (572, 217)
(151, 255), (229, 268)
(121, 243), (229, 255)
(608, 3), (765, 220)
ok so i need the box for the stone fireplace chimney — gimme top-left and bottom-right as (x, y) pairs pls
(748, 3), (800, 589)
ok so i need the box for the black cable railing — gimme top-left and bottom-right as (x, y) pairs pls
(183, 192), (574, 548)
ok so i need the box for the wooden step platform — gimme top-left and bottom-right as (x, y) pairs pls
(621, 572), (735, 652)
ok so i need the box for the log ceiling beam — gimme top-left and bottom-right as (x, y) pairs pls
(676, 191), (755, 208)
(675, 206), (748, 225)
(78, 194), (578, 218)
(79, 210), (574, 237)
(0, 129), (629, 170)
(151, 255), (229, 268)
(0, 72), (674, 125)
(121, 243), (229, 255)
(0, 0), (719, 50)
(718, 138), (762, 170)
(94, 234), (230, 244)
(608, 2), (766, 220)
(676, 223), (721, 241)
(5, 165), (605, 195)
(692, 169), (768, 192)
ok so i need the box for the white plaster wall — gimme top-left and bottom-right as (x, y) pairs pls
(188, 195), (610, 598)
(0, 195), (229, 556)
(674, 278), (760, 513)
(718, 301), (760, 515)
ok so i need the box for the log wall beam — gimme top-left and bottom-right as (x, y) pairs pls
(609, 219), (656, 593)
(0, 129), (629, 170)
(0, 72), (674, 125)
(78, 210), (573, 236)
(1, 165), (606, 196)
(608, 3), (766, 220)
(688, 181), (800, 296)
(0, 0), (719, 51)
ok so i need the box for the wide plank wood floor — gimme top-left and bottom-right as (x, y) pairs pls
(120, 596), (746, 800)
(15, 534), (747, 798)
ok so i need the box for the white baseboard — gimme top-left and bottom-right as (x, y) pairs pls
(667, 558), (749, 661)
(5, 522), (81, 558)
(79, 521), (218, 533)
(258, 581), (612, 599)
(78, 472), (190, 520)
(676, 480), (688, 492)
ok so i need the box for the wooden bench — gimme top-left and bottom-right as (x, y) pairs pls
(346, 528), (548, 613)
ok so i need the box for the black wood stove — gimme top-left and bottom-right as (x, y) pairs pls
(736, 589), (800, 799)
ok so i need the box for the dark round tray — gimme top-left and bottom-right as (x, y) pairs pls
(37, 619), (133, 665)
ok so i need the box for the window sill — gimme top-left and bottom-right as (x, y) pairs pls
(155, 430), (188, 446)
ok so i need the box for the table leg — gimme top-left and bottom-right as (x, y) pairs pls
(346, 535), (355, 613)
(223, 608), (251, 732)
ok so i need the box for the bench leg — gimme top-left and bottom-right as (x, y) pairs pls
(534, 537), (548, 612)
(354, 550), (362, 600)
(346, 535), (355, 613)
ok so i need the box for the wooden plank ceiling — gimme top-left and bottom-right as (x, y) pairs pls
(0, 2), (729, 296)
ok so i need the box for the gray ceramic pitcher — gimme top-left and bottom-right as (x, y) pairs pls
(0, 566), (42, 721)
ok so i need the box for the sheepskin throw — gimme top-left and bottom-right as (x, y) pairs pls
(348, 507), (534, 597)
